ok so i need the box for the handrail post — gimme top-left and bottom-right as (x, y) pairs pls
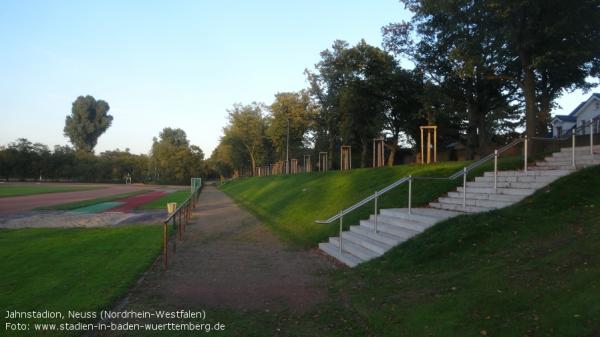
(462, 167), (467, 209)
(572, 129), (576, 168)
(408, 176), (412, 214)
(374, 191), (378, 234)
(163, 222), (168, 270)
(494, 149), (498, 191)
(172, 217), (176, 254)
(523, 136), (528, 173)
(591, 122), (594, 156)
(339, 210), (343, 254)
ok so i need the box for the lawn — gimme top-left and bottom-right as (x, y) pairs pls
(38, 190), (151, 210)
(0, 225), (162, 337)
(0, 184), (102, 198)
(137, 189), (190, 210)
(220, 157), (525, 247)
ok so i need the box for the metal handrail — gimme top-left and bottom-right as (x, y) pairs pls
(162, 180), (203, 270)
(315, 138), (524, 224)
(315, 117), (600, 229)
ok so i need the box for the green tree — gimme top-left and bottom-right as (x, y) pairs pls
(150, 128), (204, 184)
(63, 95), (113, 152)
(307, 40), (398, 167)
(384, 1), (518, 157)
(390, 0), (600, 141)
(224, 103), (266, 175)
(266, 91), (314, 162)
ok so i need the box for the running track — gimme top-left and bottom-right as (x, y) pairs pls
(0, 184), (159, 214)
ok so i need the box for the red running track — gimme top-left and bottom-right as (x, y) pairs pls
(107, 191), (167, 212)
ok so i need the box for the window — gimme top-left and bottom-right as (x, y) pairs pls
(556, 126), (562, 137)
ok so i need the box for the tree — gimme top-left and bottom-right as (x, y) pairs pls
(266, 91), (314, 162)
(64, 95), (113, 152)
(487, 0), (600, 138)
(383, 1), (518, 157)
(389, 0), (600, 142)
(307, 40), (399, 167)
(383, 69), (424, 165)
(150, 128), (204, 184)
(224, 103), (266, 174)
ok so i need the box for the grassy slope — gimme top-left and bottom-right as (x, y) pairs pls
(129, 164), (600, 337)
(325, 164), (600, 337)
(0, 185), (102, 198)
(137, 189), (190, 210)
(220, 158), (524, 247)
(0, 225), (162, 337)
(39, 190), (151, 210)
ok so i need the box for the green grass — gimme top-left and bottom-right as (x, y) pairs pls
(137, 189), (190, 210)
(0, 184), (102, 198)
(0, 225), (163, 337)
(117, 164), (600, 337)
(38, 190), (151, 210)
(220, 157), (524, 247)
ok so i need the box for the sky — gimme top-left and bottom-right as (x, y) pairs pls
(0, 1), (596, 156)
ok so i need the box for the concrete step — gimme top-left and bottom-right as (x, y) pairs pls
(559, 145), (600, 153)
(329, 236), (380, 261)
(466, 181), (546, 189)
(536, 158), (600, 166)
(369, 214), (430, 232)
(360, 219), (421, 238)
(319, 242), (363, 267)
(392, 207), (464, 219)
(447, 191), (524, 203)
(475, 174), (559, 184)
(379, 208), (452, 225)
(530, 164), (596, 170)
(438, 196), (512, 209)
(350, 225), (407, 246)
(429, 202), (492, 213)
(341, 231), (392, 255)
(483, 170), (573, 177)
(457, 186), (535, 196)
(549, 153), (599, 161)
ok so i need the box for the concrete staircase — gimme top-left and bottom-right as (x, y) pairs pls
(319, 145), (600, 267)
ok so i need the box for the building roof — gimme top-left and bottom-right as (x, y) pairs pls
(554, 115), (577, 123)
(553, 93), (600, 124)
(569, 93), (600, 117)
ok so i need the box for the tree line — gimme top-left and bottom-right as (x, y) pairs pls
(1, 96), (205, 185)
(209, 0), (599, 178)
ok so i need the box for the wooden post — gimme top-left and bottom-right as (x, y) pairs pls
(420, 127), (424, 164)
(426, 129), (431, 164)
(341, 146), (352, 171)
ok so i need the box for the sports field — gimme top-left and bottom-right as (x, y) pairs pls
(0, 183), (189, 229)
(0, 183), (102, 198)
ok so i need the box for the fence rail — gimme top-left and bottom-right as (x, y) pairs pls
(162, 180), (203, 270)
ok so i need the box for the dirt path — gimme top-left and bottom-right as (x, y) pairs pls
(119, 185), (332, 315)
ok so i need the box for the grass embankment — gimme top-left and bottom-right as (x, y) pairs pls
(0, 184), (102, 198)
(220, 157), (524, 247)
(0, 225), (163, 337)
(137, 190), (190, 210)
(129, 164), (600, 337)
(39, 190), (151, 210)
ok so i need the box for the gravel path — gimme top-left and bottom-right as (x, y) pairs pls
(119, 185), (332, 313)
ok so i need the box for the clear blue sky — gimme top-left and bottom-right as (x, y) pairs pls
(0, 1), (594, 156)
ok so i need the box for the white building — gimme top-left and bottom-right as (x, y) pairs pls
(552, 93), (600, 137)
